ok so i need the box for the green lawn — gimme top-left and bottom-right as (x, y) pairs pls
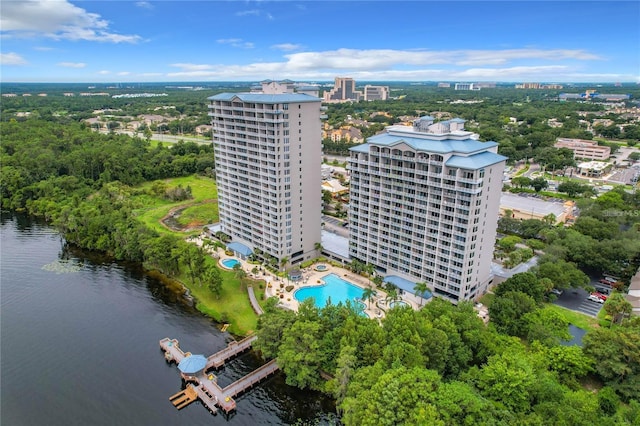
(177, 263), (264, 335)
(132, 175), (264, 335)
(177, 203), (219, 228)
(544, 304), (599, 331)
(134, 175), (218, 235)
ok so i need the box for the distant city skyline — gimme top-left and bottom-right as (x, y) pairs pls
(1, 1), (639, 83)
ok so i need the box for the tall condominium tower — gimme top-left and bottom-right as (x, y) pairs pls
(323, 77), (362, 102)
(208, 81), (322, 267)
(348, 117), (507, 303)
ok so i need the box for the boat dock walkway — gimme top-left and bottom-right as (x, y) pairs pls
(160, 335), (278, 415)
(206, 334), (257, 369)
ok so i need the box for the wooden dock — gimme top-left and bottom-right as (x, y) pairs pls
(205, 334), (257, 369)
(169, 385), (198, 410)
(159, 335), (278, 415)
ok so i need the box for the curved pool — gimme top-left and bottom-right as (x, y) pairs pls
(314, 264), (328, 272)
(389, 300), (410, 309)
(221, 258), (240, 269)
(294, 273), (364, 309)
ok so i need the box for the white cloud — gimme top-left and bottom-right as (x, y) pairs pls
(217, 38), (254, 49)
(236, 10), (260, 17)
(57, 62), (86, 68)
(271, 43), (303, 52)
(117, 71), (131, 76)
(34, 46), (55, 51)
(135, 1), (154, 10)
(98, 70), (111, 75)
(235, 9), (274, 20)
(1, 0), (141, 43)
(165, 47), (613, 82)
(170, 63), (214, 71)
(0, 52), (28, 65)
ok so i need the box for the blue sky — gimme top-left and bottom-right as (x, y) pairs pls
(1, 1), (639, 83)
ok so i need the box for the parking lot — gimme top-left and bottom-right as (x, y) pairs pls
(608, 165), (640, 185)
(322, 215), (349, 238)
(553, 287), (603, 317)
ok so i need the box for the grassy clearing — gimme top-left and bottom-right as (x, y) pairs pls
(177, 203), (219, 228)
(132, 175), (265, 335)
(134, 175), (218, 235)
(544, 304), (599, 331)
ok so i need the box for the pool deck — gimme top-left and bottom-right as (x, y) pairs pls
(189, 234), (419, 319)
(263, 264), (418, 319)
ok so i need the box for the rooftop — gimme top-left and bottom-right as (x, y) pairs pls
(208, 92), (320, 104)
(500, 193), (567, 217)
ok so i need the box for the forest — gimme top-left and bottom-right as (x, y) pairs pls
(255, 295), (639, 425)
(2, 85), (640, 424)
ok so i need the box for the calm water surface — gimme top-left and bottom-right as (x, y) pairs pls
(0, 212), (336, 425)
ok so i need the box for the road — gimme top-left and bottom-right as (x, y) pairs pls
(99, 129), (212, 145)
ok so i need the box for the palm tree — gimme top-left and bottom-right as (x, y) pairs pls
(385, 285), (399, 307)
(413, 281), (429, 306)
(314, 242), (323, 254)
(279, 256), (289, 272)
(233, 263), (248, 290)
(364, 263), (375, 286)
(362, 287), (376, 310)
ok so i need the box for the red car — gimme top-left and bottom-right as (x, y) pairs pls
(590, 292), (608, 301)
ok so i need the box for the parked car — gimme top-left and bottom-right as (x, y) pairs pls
(599, 278), (614, 285)
(591, 292), (608, 301)
(587, 294), (605, 304)
(550, 288), (563, 295)
(594, 286), (611, 295)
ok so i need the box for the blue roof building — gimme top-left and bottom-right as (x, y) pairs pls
(348, 119), (506, 303)
(208, 82), (323, 269)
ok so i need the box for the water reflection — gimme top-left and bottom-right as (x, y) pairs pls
(1, 212), (336, 425)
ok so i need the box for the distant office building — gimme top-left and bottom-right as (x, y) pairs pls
(437, 82), (451, 88)
(516, 83), (563, 89)
(323, 77), (363, 102)
(208, 80), (323, 267)
(348, 116), (507, 303)
(363, 85), (389, 101)
(559, 92), (631, 101)
(454, 83), (480, 91)
(474, 82), (497, 89)
(554, 138), (611, 160)
(251, 79), (296, 94)
(576, 161), (611, 177)
(296, 85), (320, 97)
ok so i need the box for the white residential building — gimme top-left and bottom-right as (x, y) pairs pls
(348, 116), (507, 303)
(208, 81), (323, 267)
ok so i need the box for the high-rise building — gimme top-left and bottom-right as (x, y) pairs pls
(208, 81), (323, 267)
(363, 85), (390, 101)
(348, 117), (507, 303)
(323, 77), (362, 102)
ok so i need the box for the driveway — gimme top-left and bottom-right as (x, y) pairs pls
(553, 287), (603, 317)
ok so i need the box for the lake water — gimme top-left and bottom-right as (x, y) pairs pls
(0, 212), (336, 425)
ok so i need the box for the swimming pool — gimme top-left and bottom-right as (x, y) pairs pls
(221, 258), (240, 269)
(389, 300), (410, 309)
(315, 264), (328, 272)
(294, 273), (364, 309)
